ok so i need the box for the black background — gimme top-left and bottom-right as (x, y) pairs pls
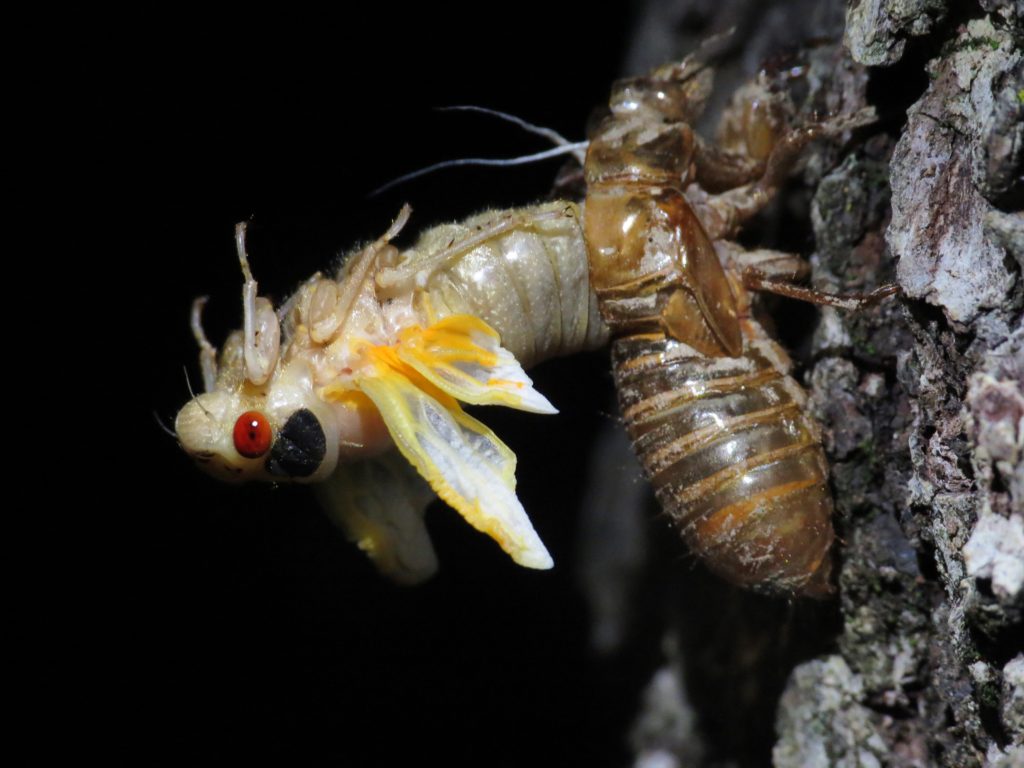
(99, 5), (654, 766)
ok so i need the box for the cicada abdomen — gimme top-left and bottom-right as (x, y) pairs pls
(583, 57), (835, 597)
(611, 332), (834, 596)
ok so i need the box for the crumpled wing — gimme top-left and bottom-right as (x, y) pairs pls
(358, 364), (553, 570)
(315, 451), (439, 585)
(395, 315), (557, 414)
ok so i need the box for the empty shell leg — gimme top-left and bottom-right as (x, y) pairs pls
(691, 110), (876, 240)
(743, 273), (898, 310)
(717, 243), (811, 283)
(691, 135), (767, 193)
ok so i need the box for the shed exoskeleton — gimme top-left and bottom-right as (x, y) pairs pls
(583, 53), (893, 597)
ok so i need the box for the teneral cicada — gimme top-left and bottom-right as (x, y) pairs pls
(176, 202), (607, 583)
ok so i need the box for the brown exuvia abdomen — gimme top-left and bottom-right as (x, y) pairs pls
(612, 329), (835, 597)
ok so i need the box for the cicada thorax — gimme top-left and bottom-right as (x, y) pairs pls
(582, 64), (835, 598)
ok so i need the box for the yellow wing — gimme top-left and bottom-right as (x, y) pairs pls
(395, 315), (557, 414)
(358, 346), (553, 570)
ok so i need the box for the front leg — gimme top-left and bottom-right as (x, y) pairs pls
(692, 77), (792, 193)
(691, 109), (876, 240)
(235, 222), (281, 386)
(691, 135), (768, 194)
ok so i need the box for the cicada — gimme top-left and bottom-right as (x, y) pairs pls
(176, 202), (607, 583)
(176, 49), (894, 596)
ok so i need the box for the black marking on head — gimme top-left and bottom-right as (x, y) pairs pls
(266, 409), (326, 478)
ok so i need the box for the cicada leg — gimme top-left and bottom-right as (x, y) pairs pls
(719, 244), (810, 283)
(691, 135), (769, 194)
(235, 222), (281, 386)
(190, 296), (218, 393)
(689, 65), (800, 194)
(743, 272), (899, 311)
(690, 109), (876, 241)
(720, 242), (898, 311)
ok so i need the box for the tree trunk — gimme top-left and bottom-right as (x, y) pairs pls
(579, 2), (1022, 766)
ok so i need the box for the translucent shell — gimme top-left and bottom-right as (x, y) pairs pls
(583, 58), (837, 597)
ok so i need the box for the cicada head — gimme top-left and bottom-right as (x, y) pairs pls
(175, 358), (341, 485)
(175, 221), (350, 485)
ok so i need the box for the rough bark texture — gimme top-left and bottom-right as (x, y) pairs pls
(578, 2), (1023, 766)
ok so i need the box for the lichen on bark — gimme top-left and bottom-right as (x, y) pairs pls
(845, 0), (949, 66)
(888, 17), (1021, 327)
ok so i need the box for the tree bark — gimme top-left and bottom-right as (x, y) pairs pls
(578, 2), (1023, 766)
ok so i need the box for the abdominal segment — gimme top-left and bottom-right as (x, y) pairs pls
(612, 329), (835, 597)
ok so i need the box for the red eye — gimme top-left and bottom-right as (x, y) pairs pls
(233, 411), (272, 458)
